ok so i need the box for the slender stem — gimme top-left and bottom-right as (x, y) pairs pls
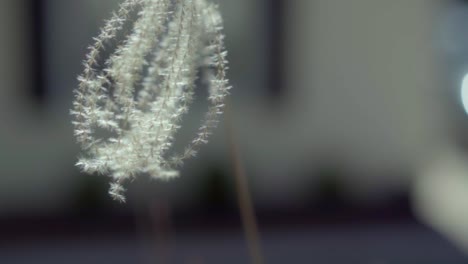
(225, 102), (265, 264)
(150, 198), (173, 264)
(134, 185), (172, 264)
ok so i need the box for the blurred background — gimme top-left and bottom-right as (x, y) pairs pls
(2, 0), (468, 263)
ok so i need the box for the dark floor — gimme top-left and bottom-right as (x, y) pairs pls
(1, 220), (467, 264)
(0, 194), (466, 264)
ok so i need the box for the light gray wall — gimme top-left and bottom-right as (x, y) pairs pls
(0, 0), (77, 213)
(229, 0), (450, 205)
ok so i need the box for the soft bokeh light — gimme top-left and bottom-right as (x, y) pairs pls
(461, 73), (468, 115)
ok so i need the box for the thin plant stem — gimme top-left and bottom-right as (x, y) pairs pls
(225, 102), (265, 264)
(134, 186), (172, 264)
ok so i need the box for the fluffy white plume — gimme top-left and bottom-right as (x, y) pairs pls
(71, 0), (231, 202)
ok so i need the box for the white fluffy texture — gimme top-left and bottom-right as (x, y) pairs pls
(71, 0), (231, 202)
